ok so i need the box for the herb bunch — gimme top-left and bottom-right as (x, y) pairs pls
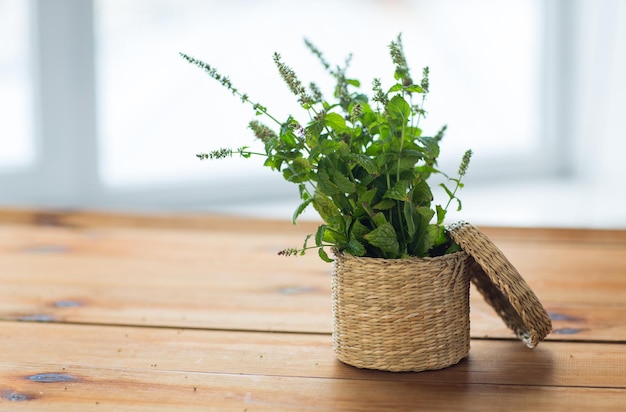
(181, 34), (472, 262)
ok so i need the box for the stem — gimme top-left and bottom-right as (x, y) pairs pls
(443, 178), (463, 213)
(254, 104), (282, 126)
(414, 93), (427, 130)
(239, 150), (267, 157)
(396, 91), (407, 182)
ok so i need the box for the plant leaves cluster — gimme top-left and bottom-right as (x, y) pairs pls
(181, 34), (472, 261)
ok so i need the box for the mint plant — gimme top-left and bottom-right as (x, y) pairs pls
(181, 34), (471, 262)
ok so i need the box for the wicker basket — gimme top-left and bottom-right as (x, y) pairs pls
(331, 250), (472, 372)
(330, 221), (553, 372)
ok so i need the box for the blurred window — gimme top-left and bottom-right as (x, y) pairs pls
(0, 0), (558, 212)
(94, 0), (545, 189)
(0, 0), (34, 170)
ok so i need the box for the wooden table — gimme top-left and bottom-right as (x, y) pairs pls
(1, 209), (625, 411)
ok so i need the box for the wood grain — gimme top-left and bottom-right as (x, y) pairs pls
(1, 322), (625, 411)
(1, 209), (626, 410)
(1, 217), (624, 340)
(3, 366), (626, 411)
(2, 322), (625, 388)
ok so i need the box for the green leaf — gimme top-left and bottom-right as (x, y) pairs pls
(355, 171), (375, 188)
(312, 190), (340, 221)
(384, 180), (408, 201)
(428, 225), (448, 249)
(350, 218), (371, 240)
(310, 139), (342, 159)
(405, 126), (422, 138)
(326, 214), (347, 232)
(264, 135), (279, 155)
(284, 157), (313, 183)
(403, 201), (417, 238)
(373, 199), (395, 210)
(317, 167), (340, 195)
(370, 212), (387, 227)
(410, 180), (433, 206)
(254, 104), (267, 116)
(292, 197), (313, 224)
(404, 84), (424, 93)
(388, 83), (403, 93)
(445, 241), (462, 254)
(325, 112), (347, 133)
(322, 227), (338, 244)
(363, 222), (400, 257)
(386, 95), (410, 121)
(279, 129), (298, 148)
(302, 233), (313, 251)
(455, 198), (463, 212)
(358, 188), (378, 208)
(298, 183), (310, 200)
(306, 118), (325, 141)
(349, 154), (379, 175)
(314, 224), (326, 246)
(263, 156), (281, 171)
(439, 183), (454, 199)
(398, 149), (423, 170)
(414, 164), (439, 180)
(344, 238), (366, 256)
(329, 168), (356, 194)
(364, 141), (384, 156)
(292, 156), (312, 170)
(318, 247), (333, 262)
(436, 204), (446, 225)
(419, 136), (441, 161)
(417, 206), (435, 224)
(406, 207), (435, 256)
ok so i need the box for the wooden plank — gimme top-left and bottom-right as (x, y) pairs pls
(1, 322), (625, 389)
(0, 207), (323, 233)
(1, 222), (625, 340)
(479, 225), (626, 245)
(470, 232), (626, 341)
(470, 299), (626, 341)
(1, 322), (625, 411)
(486, 236), (626, 304)
(2, 365), (625, 411)
(2, 211), (624, 410)
(0, 226), (332, 333)
(2, 275), (624, 341)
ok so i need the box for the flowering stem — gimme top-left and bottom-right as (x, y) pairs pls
(179, 52), (283, 126)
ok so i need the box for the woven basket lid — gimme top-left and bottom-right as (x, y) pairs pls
(447, 221), (552, 348)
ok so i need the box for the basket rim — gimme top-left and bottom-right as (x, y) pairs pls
(332, 248), (467, 263)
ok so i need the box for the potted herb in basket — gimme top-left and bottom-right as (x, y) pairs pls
(180, 34), (551, 372)
(182, 35), (472, 263)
